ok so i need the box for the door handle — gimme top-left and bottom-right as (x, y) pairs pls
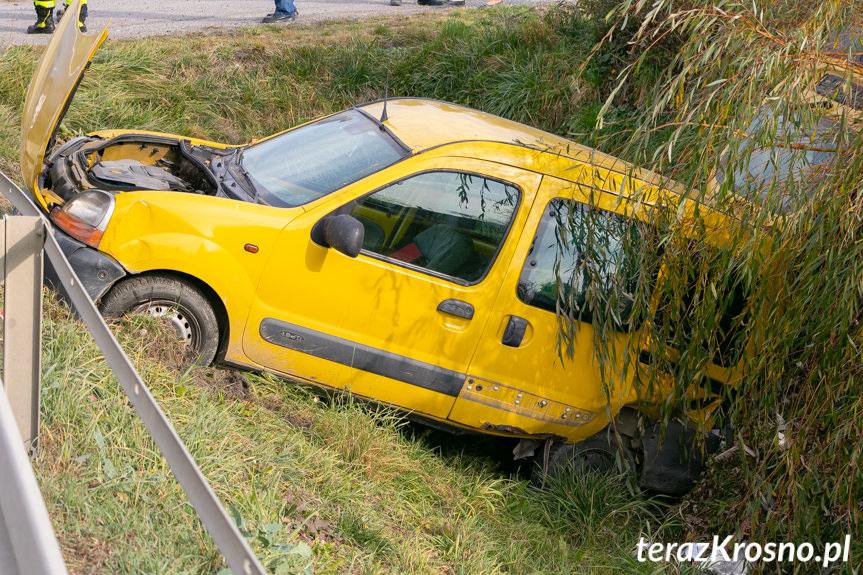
(501, 315), (529, 347)
(437, 299), (474, 320)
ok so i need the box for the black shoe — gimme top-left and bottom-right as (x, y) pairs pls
(26, 22), (54, 34)
(262, 11), (296, 23)
(418, 0), (444, 5)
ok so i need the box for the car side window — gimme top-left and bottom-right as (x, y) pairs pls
(517, 198), (642, 329)
(350, 171), (520, 283)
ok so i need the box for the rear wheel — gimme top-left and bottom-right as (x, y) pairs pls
(100, 275), (219, 365)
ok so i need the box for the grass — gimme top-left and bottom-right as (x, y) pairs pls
(0, 8), (688, 574)
(30, 293), (683, 574)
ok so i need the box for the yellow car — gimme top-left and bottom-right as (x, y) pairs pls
(22, 1), (740, 493)
(710, 29), (863, 213)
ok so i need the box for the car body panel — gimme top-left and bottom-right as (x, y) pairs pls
(20, 0), (107, 209)
(359, 99), (577, 152)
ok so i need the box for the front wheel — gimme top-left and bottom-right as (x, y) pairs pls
(100, 275), (220, 366)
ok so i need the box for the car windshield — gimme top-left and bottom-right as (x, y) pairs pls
(240, 109), (408, 207)
(714, 106), (841, 213)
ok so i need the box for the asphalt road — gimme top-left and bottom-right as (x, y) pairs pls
(1, 0), (556, 49)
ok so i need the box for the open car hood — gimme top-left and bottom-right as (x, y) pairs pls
(20, 0), (107, 210)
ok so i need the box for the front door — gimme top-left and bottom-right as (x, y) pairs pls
(448, 176), (646, 441)
(243, 158), (541, 421)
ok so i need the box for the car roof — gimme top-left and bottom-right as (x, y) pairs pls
(360, 98), (687, 199)
(360, 98), (576, 152)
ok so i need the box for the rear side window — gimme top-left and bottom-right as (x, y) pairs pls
(517, 198), (642, 330)
(349, 171), (520, 284)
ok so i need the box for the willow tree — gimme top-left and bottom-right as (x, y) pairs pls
(565, 0), (862, 560)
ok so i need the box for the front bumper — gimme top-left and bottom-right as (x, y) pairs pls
(45, 230), (126, 303)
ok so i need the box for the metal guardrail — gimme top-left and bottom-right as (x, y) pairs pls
(0, 170), (266, 575)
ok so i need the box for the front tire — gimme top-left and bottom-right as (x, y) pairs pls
(100, 275), (220, 366)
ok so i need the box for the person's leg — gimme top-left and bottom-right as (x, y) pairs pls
(78, 0), (87, 31)
(274, 0), (297, 15)
(27, 0), (55, 34)
(57, 1), (86, 30)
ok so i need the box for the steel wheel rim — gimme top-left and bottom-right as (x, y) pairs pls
(131, 299), (202, 350)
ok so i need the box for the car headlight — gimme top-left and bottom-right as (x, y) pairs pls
(50, 190), (115, 248)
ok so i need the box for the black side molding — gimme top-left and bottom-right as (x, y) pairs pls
(259, 318), (465, 397)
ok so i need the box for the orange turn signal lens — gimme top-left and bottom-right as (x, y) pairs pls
(51, 208), (105, 247)
(49, 190), (114, 248)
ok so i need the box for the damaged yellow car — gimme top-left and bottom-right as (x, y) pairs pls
(23, 0), (743, 493)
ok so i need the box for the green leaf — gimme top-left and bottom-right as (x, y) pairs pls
(102, 457), (116, 479)
(93, 429), (105, 451)
(229, 504), (248, 532)
(287, 542), (313, 558)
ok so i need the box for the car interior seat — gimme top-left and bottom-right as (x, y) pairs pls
(413, 224), (475, 277)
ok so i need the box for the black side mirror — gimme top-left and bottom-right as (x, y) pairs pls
(311, 214), (365, 258)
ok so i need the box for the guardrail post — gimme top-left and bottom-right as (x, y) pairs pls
(1, 216), (44, 451)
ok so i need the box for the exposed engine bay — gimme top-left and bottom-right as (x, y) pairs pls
(45, 134), (259, 205)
